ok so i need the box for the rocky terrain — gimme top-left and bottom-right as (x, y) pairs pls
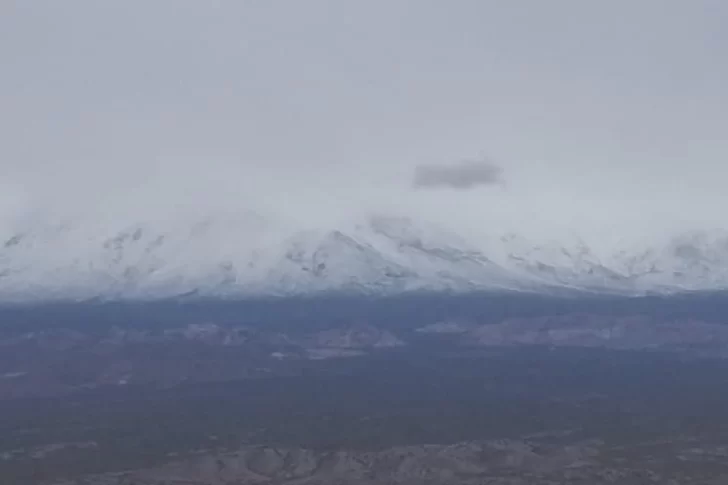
(3, 323), (728, 484)
(0, 321), (404, 400)
(2, 309), (728, 400)
(47, 437), (728, 484)
(461, 314), (728, 355)
(4, 298), (728, 484)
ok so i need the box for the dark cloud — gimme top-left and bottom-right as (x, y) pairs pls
(413, 160), (503, 190)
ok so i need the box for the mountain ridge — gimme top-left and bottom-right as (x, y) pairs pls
(2, 214), (728, 301)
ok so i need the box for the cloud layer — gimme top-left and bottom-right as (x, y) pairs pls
(414, 160), (503, 190)
(1, 1), (727, 245)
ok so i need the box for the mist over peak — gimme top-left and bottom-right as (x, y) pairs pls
(2, 1), (728, 301)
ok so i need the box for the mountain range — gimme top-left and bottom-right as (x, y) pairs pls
(2, 213), (728, 301)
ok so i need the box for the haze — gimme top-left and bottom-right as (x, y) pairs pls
(2, 1), (727, 245)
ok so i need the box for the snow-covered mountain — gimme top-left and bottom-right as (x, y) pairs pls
(1, 213), (728, 301)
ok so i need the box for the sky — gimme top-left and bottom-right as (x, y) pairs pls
(1, 1), (727, 243)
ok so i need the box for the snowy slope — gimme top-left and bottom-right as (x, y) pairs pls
(1, 213), (728, 301)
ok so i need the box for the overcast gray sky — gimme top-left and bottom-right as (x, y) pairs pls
(1, 1), (727, 241)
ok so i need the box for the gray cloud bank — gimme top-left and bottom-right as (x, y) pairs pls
(1, 1), (728, 243)
(413, 161), (503, 190)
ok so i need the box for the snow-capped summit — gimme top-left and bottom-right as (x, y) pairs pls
(1, 213), (728, 302)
